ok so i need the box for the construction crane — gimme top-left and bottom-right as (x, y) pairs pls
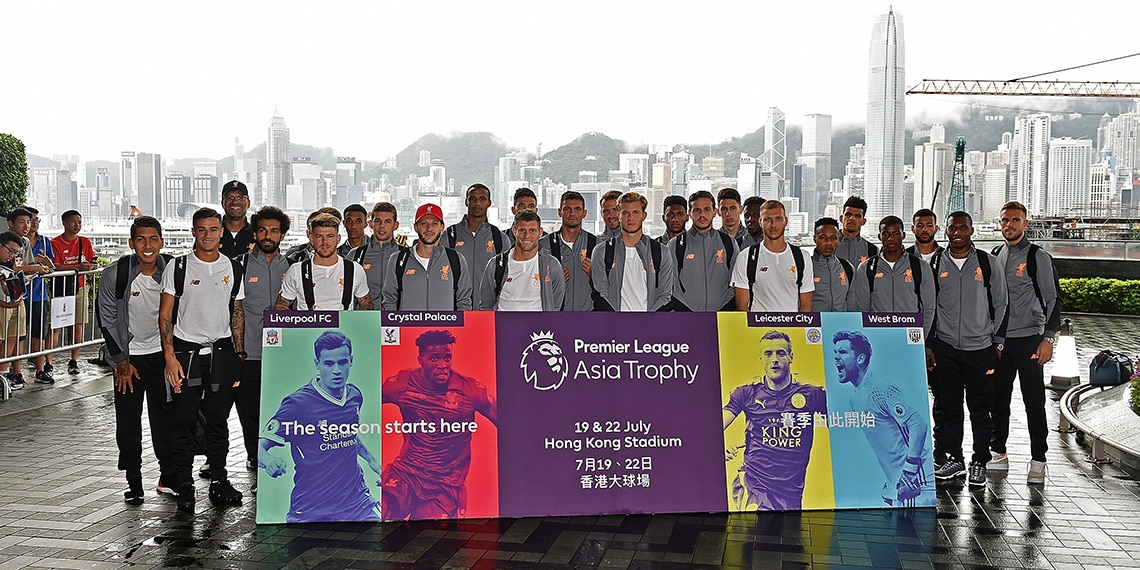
(947, 137), (967, 213)
(906, 52), (1140, 97)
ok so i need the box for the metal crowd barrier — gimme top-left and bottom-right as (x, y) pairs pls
(0, 268), (104, 371)
(1057, 383), (1140, 465)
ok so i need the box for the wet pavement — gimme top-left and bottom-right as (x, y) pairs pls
(1, 316), (1140, 569)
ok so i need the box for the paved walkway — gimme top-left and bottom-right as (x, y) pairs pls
(1, 316), (1139, 569)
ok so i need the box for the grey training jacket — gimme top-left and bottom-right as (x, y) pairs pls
(848, 252), (936, 337)
(836, 235), (876, 266)
(539, 229), (598, 311)
(477, 250), (566, 311)
(667, 228), (738, 311)
(348, 239), (402, 306)
(240, 249), (291, 360)
(931, 247), (1009, 351)
(97, 254), (170, 366)
(810, 252), (852, 312)
(994, 239), (1061, 339)
(590, 235), (676, 311)
(380, 245), (473, 311)
(445, 216), (507, 305)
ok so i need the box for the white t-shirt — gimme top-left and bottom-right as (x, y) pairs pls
(619, 246), (648, 312)
(496, 256), (543, 311)
(128, 274), (162, 355)
(918, 250), (937, 263)
(731, 243), (814, 311)
(414, 253), (430, 271)
(161, 253), (244, 344)
(280, 258), (369, 310)
(950, 255), (967, 270)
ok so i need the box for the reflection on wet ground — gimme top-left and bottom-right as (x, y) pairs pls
(1, 316), (1139, 569)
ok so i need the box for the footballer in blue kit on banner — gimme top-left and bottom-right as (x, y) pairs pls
(495, 312), (728, 518)
(822, 312), (936, 508)
(256, 311), (384, 524)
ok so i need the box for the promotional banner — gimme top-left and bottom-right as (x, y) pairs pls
(495, 313), (728, 518)
(379, 311), (499, 521)
(256, 311), (935, 524)
(256, 311), (384, 524)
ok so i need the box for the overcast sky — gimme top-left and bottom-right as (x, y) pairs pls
(4, 0), (1136, 163)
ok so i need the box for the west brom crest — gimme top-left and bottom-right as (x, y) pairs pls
(520, 331), (568, 391)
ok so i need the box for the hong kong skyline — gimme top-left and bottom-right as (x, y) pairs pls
(4, 0), (1137, 163)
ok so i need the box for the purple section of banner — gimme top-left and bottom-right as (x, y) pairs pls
(382, 311), (465, 327)
(496, 312), (728, 518)
(747, 312), (821, 327)
(862, 312), (923, 328)
(264, 310), (339, 328)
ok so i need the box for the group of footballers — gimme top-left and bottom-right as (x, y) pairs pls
(102, 176), (1058, 519)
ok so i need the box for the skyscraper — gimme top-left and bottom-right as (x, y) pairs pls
(1011, 113), (1051, 215)
(1046, 137), (1092, 216)
(762, 107), (786, 193)
(800, 113), (832, 220)
(865, 8), (905, 223)
(266, 110), (290, 208)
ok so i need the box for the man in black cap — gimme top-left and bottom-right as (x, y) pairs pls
(219, 181), (255, 259)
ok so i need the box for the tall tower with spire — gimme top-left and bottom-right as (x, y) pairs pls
(266, 109), (290, 207)
(865, 8), (905, 225)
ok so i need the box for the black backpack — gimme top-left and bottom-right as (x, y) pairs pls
(744, 243), (804, 309)
(393, 247), (463, 309)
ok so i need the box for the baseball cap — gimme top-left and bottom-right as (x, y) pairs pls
(221, 180), (249, 197)
(415, 203), (443, 223)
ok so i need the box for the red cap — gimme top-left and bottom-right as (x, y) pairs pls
(415, 203), (443, 223)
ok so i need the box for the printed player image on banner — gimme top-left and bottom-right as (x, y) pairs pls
(256, 311), (384, 524)
(496, 312), (728, 518)
(821, 312), (936, 509)
(379, 311), (498, 521)
(717, 312), (834, 512)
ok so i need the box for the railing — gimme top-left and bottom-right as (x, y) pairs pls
(1057, 383), (1140, 464)
(0, 269), (103, 372)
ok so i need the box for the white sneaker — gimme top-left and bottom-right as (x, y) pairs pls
(986, 452), (1009, 471)
(1027, 460), (1047, 484)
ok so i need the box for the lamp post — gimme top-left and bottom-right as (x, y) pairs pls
(1049, 318), (1079, 391)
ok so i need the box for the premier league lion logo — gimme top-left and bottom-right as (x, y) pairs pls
(520, 331), (568, 391)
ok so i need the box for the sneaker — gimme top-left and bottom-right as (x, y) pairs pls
(176, 484), (195, 513)
(43, 362), (53, 374)
(934, 458), (967, 480)
(34, 370), (54, 385)
(67, 360), (79, 375)
(1027, 460), (1047, 485)
(933, 451), (948, 470)
(987, 452), (1009, 472)
(198, 464), (212, 479)
(8, 373), (26, 390)
(208, 479), (243, 506)
(156, 478), (179, 496)
(968, 462), (987, 490)
(124, 479), (144, 506)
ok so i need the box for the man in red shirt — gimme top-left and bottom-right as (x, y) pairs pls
(50, 210), (97, 375)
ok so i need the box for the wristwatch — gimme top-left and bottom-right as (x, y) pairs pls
(236, 351), (248, 358)
(996, 343), (1004, 351)
(1045, 335), (1056, 344)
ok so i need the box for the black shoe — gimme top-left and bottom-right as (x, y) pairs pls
(198, 464), (212, 479)
(67, 360), (79, 375)
(176, 484), (195, 513)
(124, 479), (144, 506)
(8, 373), (26, 390)
(34, 370), (54, 385)
(209, 479), (243, 506)
(43, 362), (53, 374)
